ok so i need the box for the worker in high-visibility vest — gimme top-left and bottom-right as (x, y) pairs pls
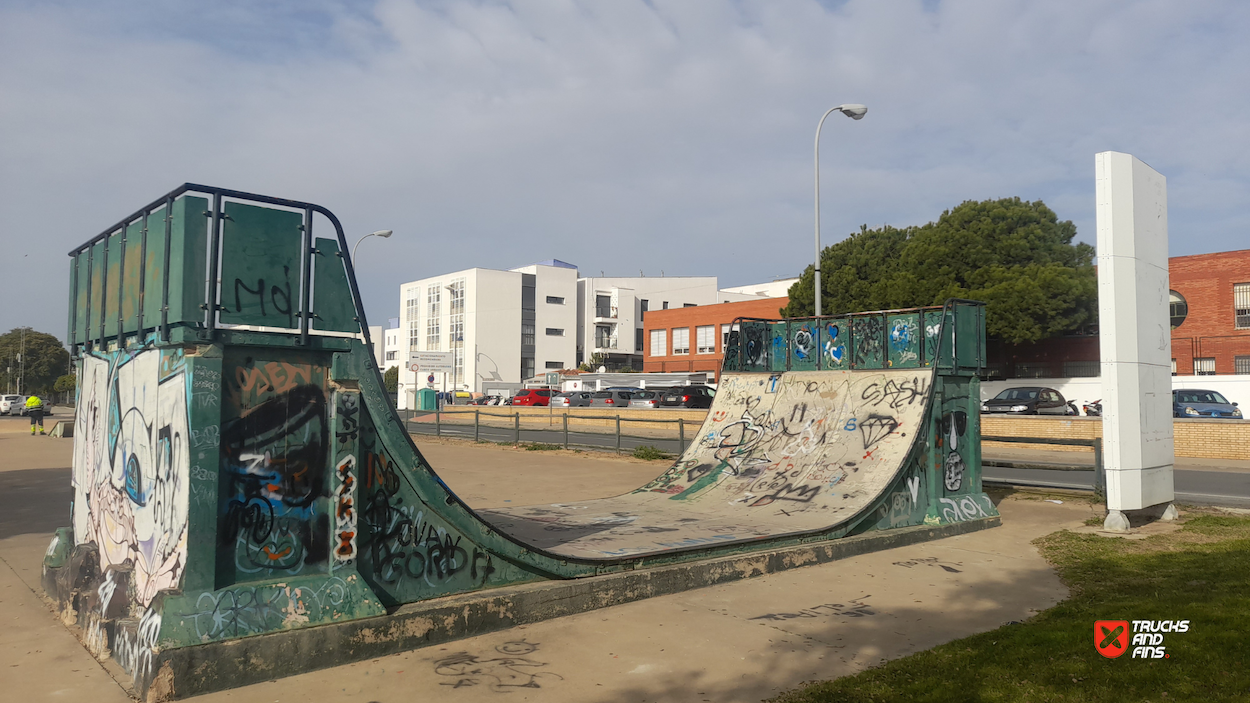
(26, 395), (45, 435)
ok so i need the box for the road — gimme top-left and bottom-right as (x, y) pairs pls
(403, 418), (1250, 508)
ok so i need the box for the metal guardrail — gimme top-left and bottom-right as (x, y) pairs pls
(404, 409), (693, 455)
(982, 434), (1105, 495)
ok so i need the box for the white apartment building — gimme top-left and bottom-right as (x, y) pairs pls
(382, 318), (401, 372)
(396, 261), (579, 409)
(577, 275), (720, 371)
(718, 277), (799, 302)
(394, 262), (726, 406)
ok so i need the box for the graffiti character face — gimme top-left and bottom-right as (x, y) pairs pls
(76, 349), (190, 607)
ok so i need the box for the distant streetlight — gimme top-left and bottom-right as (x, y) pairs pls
(813, 104), (867, 317)
(351, 229), (393, 264)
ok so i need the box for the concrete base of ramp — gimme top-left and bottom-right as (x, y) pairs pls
(131, 517), (997, 701)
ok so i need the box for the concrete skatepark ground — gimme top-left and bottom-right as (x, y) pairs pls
(4, 424), (1090, 702)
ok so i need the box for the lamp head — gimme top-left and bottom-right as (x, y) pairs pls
(837, 104), (868, 120)
(372, 229), (394, 238)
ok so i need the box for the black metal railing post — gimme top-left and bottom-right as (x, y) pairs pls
(679, 417), (685, 451)
(514, 413), (520, 444)
(136, 209), (150, 341)
(1094, 437), (1106, 498)
(563, 413), (569, 449)
(300, 207), (314, 346)
(616, 416), (622, 454)
(159, 196), (173, 342)
(205, 193), (223, 340)
(474, 409), (480, 442)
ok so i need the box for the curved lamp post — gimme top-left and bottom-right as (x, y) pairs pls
(351, 229), (393, 263)
(813, 104), (867, 317)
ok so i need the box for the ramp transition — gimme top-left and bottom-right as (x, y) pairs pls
(43, 185), (996, 698)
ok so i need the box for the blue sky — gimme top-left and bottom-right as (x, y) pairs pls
(3, 0), (1249, 341)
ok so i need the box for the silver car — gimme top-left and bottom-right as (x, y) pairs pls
(0, 395), (23, 415)
(552, 391), (593, 408)
(628, 390), (664, 409)
(589, 390), (633, 408)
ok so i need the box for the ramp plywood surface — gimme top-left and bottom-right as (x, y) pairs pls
(481, 369), (933, 559)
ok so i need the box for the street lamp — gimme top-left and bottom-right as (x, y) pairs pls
(813, 104), (867, 317)
(351, 229), (393, 263)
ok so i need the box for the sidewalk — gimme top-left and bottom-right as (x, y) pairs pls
(1, 432), (1094, 702)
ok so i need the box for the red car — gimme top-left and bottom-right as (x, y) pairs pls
(511, 389), (553, 407)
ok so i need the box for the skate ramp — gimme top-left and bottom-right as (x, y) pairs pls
(47, 185), (995, 699)
(480, 368), (932, 559)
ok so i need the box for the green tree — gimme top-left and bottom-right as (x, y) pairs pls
(783, 198), (1096, 344)
(0, 328), (70, 395)
(579, 353), (608, 372)
(383, 366), (399, 394)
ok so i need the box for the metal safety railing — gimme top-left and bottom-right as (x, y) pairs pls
(402, 409), (697, 456)
(982, 434), (1106, 496)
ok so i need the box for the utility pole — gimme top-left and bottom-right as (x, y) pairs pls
(18, 328), (25, 395)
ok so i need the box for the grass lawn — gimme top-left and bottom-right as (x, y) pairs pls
(770, 512), (1250, 703)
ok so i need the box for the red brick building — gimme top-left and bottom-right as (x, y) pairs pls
(1169, 249), (1250, 375)
(644, 297), (788, 380)
(988, 249), (1250, 378)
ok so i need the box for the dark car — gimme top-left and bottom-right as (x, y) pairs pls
(511, 389), (553, 407)
(590, 390), (633, 407)
(1173, 389), (1242, 418)
(980, 387), (1072, 415)
(660, 385), (716, 409)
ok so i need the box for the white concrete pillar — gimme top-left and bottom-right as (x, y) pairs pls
(1095, 151), (1176, 531)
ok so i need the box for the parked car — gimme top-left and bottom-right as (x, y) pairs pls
(659, 385), (716, 409)
(552, 391), (593, 408)
(0, 395), (22, 416)
(590, 390), (633, 407)
(628, 389), (666, 409)
(511, 389), (553, 407)
(980, 387), (1072, 415)
(1173, 389), (1242, 418)
(466, 396), (491, 406)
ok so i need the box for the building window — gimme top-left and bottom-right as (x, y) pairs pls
(672, 327), (690, 355)
(683, 303), (696, 308)
(640, 299), (648, 321)
(1014, 362), (1048, 379)
(545, 361), (563, 369)
(1236, 283), (1250, 329)
(385, 351), (396, 361)
(1194, 357), (1216, 376)
(1235, 356), (1250, 375)
(595, 325), (613, 349)
(636, 328), (644, 352)
(521, 358), (534, 380)
(1169, 290), (1188, 329)
(546, 296), (564, 305)
(595, 295), (611, 318)
(696, 325), (715, 354)
(522, 324), (535, 346)
(662, 301), (669, 310)
(1171, 358), (1177, 376)
(650, 329), (667, 357)
(1062, 360), (1099, 378)
(545, 328), (564, 336)
(721, 323), (738, 348)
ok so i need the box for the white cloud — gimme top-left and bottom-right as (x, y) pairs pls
(3, 0), (1249, 340)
